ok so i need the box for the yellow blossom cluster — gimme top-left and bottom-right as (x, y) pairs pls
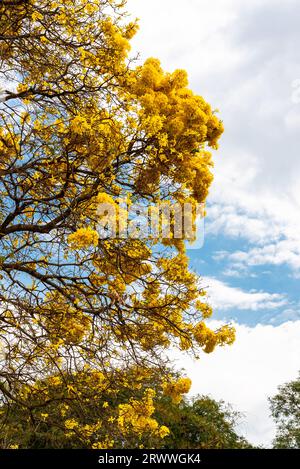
(162, 377), (192, 404)
(69, 115), (91, 134)
(118, 389), (169, 439)
(2, 367), (179, 448)
(193, 322), (235, 353)
(68, 227), (99, 249)
(40, 291), (91, 345)
(128, 58), (224, 203)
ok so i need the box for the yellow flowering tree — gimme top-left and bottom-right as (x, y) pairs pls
(0, 0), (235, 447)
(0, 368), (191, 449)
(0, 367), (250, 449)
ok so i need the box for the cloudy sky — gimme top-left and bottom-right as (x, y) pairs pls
(127, 0), (300, 446)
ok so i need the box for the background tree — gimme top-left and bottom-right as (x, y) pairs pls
(269, 372), (300, 449)
(156, 394), (250, 449)
(0, 0), (234, 447)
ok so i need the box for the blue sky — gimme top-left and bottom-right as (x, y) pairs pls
(127, 0), (300, 446)
(188, 224), (300, 326)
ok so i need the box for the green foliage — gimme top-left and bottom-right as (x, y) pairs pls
(269, 372), (300, 449)
(0, 371), (250, 449)
(155, 395), (250, 449)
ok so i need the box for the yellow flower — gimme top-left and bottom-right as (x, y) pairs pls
(92, 438), (114, 449)
(68, 226), (99, 249)
(69, 115), (91, 134)
(158, 425), (170, 439)
(64, 418), (78, 430)
(31, 11), (43, 22)
(49, 376), (61, 386)
(85, 3), (98, 15)
(117, 389), (160, 436)
(163, 377), (192, 403)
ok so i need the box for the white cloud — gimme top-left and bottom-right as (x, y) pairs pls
(204, 277), (287, 311)
(174, 320), (300, 447)
(206, 170), (300, 273)
(219, 239), (300, 272)
(267, 307), (300, 324)
(128, 0), (241, 76)
(128, 0), (300, 276)
(284, 108), (300, 132)
(222, 268), (243, 278)
(206, 202), (283, 245)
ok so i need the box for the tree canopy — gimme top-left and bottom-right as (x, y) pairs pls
(156, 394), (250, 449)
(0, 0), (234, 448)
(270, 372), (300, 449)
(0, 368), (249, 449)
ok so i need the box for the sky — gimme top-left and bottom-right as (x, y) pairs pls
(127, 0), (300, 447)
